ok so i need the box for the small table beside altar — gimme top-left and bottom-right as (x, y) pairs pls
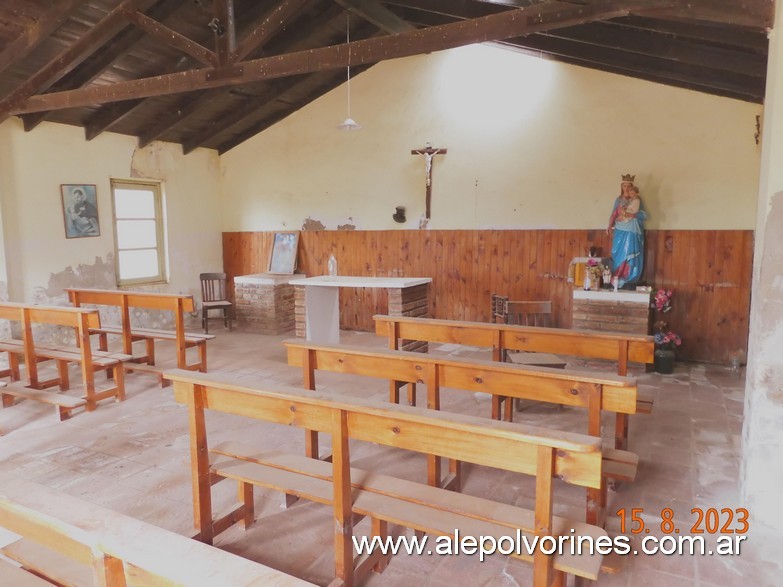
(291, 276), (432, 349)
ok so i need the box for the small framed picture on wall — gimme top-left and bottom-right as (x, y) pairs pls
(61, 184), (100, 238)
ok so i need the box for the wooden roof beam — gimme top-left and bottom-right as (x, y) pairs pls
(334, 0), (416, 33)
(635, 0), (774, 32)
(0, 0), (158, 123)
(123, 9), (217, 67)
(500, 34), (766, 101)
(611, 16), (769, 54)
(213, 0), (237, 65)
(10, 0), (675, 116)
(232, 0), (314, 62)
(84, 99), (147, 141)
(181, 77), (308, 153)
(0, 0), (83, 76)
(20, 0), (184, 132)
(138, 3), (343, 147)
(540, 22), (767, 78)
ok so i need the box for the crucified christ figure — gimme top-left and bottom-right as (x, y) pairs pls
(411, 144), (447, 220)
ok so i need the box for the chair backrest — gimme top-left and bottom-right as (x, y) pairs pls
(490, 293), (508, 323)
(505, 300), (552, 327)
(200, 273), (227, 303)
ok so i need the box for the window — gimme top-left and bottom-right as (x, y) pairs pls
(110, 179), (167, 286)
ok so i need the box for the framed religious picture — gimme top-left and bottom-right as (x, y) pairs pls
(61, 184), (100, 238)
(268, 231), (300, 274)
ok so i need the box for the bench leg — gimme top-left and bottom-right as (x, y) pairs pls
(238, 481), (254, 529)
(389, 380), (400, 404)
(1, 393), (14, 408)
(8, 353), (20, 381)
(146, 339), (156, 366)
(198, 342), (207, 372)
(615, 413), (629, 451)
(371, 519), (390, 573)
(427, 454), (441, 487)
(491, 395), (502, 420)
(56, 405), (72, 422)
(56, 360), (70, 391)
(114, 364), (126, 402)
(503, 396), (514, 422)
(407, 382), (417, 407)
(98, 333), (108, 352)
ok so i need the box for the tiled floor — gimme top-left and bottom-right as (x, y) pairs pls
(0, 327), (780, 586)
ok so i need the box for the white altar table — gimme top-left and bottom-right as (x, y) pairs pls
(290, 276), (432, 346)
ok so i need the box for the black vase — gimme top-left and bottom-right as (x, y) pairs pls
(654, 348), (676, 374)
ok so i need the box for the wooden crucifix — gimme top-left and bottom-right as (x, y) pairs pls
(411, 144), (447, 220)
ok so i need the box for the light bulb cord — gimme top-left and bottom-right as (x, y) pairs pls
(346, 15), (352, 117)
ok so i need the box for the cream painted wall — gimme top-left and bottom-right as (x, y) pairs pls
(220, 44), (762, 232)
(0, 119), (223, 305)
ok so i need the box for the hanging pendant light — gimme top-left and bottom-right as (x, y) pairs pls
(338, 13), (361, 131)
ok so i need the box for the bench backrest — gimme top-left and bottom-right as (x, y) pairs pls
(0, 302), (100, 391)
(0, 301), (100, 329)
(375, 314), (654, 374)
(0, 478), (313, 586)
(65, 288), (195, 312)
(169, 368), (602, 486)
(66, 288), (195, 363)
(284, 340), (638, 417)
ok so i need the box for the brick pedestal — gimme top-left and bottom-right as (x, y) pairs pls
(572, 289), (652, 335)
(234, 273), (296, 334)
(388, 283), (430, 352)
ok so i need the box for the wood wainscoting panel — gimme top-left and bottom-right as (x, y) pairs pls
(223, 230), (753, 364)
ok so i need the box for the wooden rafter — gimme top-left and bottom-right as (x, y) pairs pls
(0, 0), (83, 76)
(182, 77), (309, 153)
(499, 35), (765, 101)
(635, 0), (774, 31)
(138, 3), (343, 148)
(539, 22), (767, 78)
(123, 9), (217, 67)
(85, 100), (147, 141)
(232, 0), (313, 62)
(8, 0), (675, 117)
(334, 0), (416, 33)
(213, 0), (237, 66)
(0, 0), (156, 119)
(19, 0), (185, 132)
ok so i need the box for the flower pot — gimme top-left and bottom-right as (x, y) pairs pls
(654, 348), (676, 374)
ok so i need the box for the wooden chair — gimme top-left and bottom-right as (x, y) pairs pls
(490, 293), (508, 323)
(505, 300), (553, 327)
(200, 273), (232, 334)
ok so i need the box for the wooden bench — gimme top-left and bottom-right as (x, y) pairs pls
(167, 368), (610, 587)
(284, 340), (638, 525)
(375, 314), (656, 449)
(65, 288), (215, 387)
(0, 303), (129, 425)
(0, 478), (313, 587)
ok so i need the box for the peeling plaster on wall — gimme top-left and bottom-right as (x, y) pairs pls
(130, 141), (181, 178)
(31, 254), (181, 345)
(337, 223), (356, 231)
(743, 190), (783, 529)
(302, 217), (326, 231)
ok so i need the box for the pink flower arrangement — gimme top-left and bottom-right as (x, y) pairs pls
(653, 289), (673, 313)
(654, 330), (682, 349)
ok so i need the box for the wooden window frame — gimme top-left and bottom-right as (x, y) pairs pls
(110, 178), (168, 287)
